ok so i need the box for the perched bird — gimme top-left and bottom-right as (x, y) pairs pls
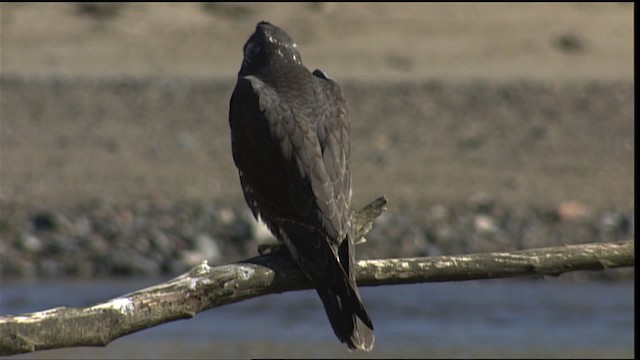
(228, 21), (374, 351)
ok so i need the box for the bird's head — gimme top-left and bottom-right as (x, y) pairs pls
(241, 21), (303, 70)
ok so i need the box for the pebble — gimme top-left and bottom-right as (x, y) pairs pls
(558, 200), (591, 221)
(18, 234), (43, 253)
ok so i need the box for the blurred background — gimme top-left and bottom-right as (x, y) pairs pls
(0, 3), (634, 358)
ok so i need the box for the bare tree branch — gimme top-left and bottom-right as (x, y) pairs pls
(0, 196), (634, 356)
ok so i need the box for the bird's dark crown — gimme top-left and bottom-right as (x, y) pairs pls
(242, 21), (303, 69)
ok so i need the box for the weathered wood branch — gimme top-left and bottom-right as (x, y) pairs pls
(0, 196), (634, 356)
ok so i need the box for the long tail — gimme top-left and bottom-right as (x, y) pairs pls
(280, 221), (374, 351)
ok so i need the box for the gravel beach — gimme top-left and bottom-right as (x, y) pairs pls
(0, 3), (634, 280)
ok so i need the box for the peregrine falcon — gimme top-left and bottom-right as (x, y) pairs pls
(228, 21), (374, 351)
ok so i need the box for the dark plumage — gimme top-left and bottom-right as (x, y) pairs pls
(228, 21), (374, 351)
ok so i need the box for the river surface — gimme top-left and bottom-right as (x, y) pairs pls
(0, 277), (634, 359)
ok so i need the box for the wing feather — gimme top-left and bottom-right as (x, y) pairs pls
(241, 74), (349, 243)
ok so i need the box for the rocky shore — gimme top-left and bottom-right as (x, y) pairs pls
(1, 74), (635, 282)
(0, 195), (633, 281)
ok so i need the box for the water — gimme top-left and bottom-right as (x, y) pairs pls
(0, 278), (634, 358)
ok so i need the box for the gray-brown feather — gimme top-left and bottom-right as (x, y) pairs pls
(228, 21), (373, 351)
(233, 69), (351, 246)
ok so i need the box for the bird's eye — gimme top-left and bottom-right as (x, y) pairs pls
(244, 41), (260, 61)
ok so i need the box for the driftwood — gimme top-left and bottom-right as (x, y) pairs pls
(0, 196), (634, 356)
